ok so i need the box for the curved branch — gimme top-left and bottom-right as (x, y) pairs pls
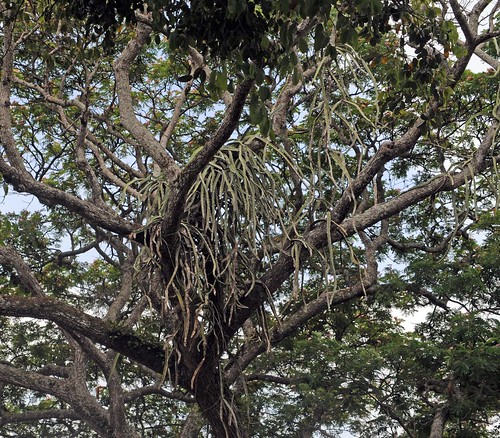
(472, 44), (500, 69)
(0, 295), (166, 374)
(113, 20), (180, 179)
(0, 161), (137, 236)
(0, 246), (44, 296)
(0, 361), (113, 437)
(0, 363), (68, 398)
(226, 281), (379, 383)
(233, 119), (498, 339)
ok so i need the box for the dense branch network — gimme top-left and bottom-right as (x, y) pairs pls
(0, 1), (499, 437)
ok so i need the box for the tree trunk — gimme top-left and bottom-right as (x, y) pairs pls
(429, 406), (448, 438)
(178, 409), (205, 438)
(194, 370), (247, 438)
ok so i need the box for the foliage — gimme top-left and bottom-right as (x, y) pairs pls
(0, 0), (499, 437)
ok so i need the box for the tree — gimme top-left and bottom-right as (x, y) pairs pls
(0, 0), (499, 436)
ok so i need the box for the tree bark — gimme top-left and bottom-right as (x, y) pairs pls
(178, 409), (205, 438)
(194, 368), (247, 438)
(429, 406), (448, 438)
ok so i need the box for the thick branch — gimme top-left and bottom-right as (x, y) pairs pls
(0, 246), (44, 296)
(429, 406), (449, 438)
(226, 282), (379, 383)
(0, 18), (24, 171)
(233, 119), (498, 338)
(0, 295), (166, 374)
(472, 44), (500, 69)
(0, 161), (136, 236)
(450, 0), (475, 43)
(0, 408), (80, 427)
(0, 363), (111, 437)
(178, 408), (205, 438)
(0, 363), (68, 400)
(113, 20), (179, 179)
(179, 78), (253, 187)
(159, 78), (253, 239)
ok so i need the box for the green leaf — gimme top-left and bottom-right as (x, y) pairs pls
(298, 37), (308, 53)
(258, 85), (271, 101)
(216, 70), (228, 91)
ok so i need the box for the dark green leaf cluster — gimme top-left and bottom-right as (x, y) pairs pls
(62, 0), (146, 47)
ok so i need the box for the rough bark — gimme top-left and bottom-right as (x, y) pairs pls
(429, 406), (449, 438)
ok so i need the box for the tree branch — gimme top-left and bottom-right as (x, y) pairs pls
(0, 246), (44, 296)
(0, 408), (80, 428)
(113, 20), (180, 179)
(226, 281), (379, 383)
(124, 385), (194, 404)
(0, 295), (166, 374)
(158, 78), (253, 240)
(409, 287), (449, 310)
(231, 119), (498, 340)
(450, 0), (475, 43)
(179, 78), (253, 187)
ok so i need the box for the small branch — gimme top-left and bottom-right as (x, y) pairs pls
(159, 78), (194, 150)
(105, 257), (136, 323)
(75, 108), (104, 206)
(375, 399), (416, 438)
(475, 29), (500, 45)
(388, 236), (452, 254)
(409, 287), (449, 310)
(469, 0), (495, 34)
(53, 239), (102, 261)
(87, 140), (143, 199)
(271, 65), (317, 212)
(86, 131), (145, 179)
(188, 46), (233, 106)
(245, 373), (309, 385)
(472, 44), (500, 69)
(124, 385), (194, 404)
(0, 246), (45, 296)
(159, 48), (214, 149)
(0, 408), (80, 428)
(122, 296), (148, 329)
